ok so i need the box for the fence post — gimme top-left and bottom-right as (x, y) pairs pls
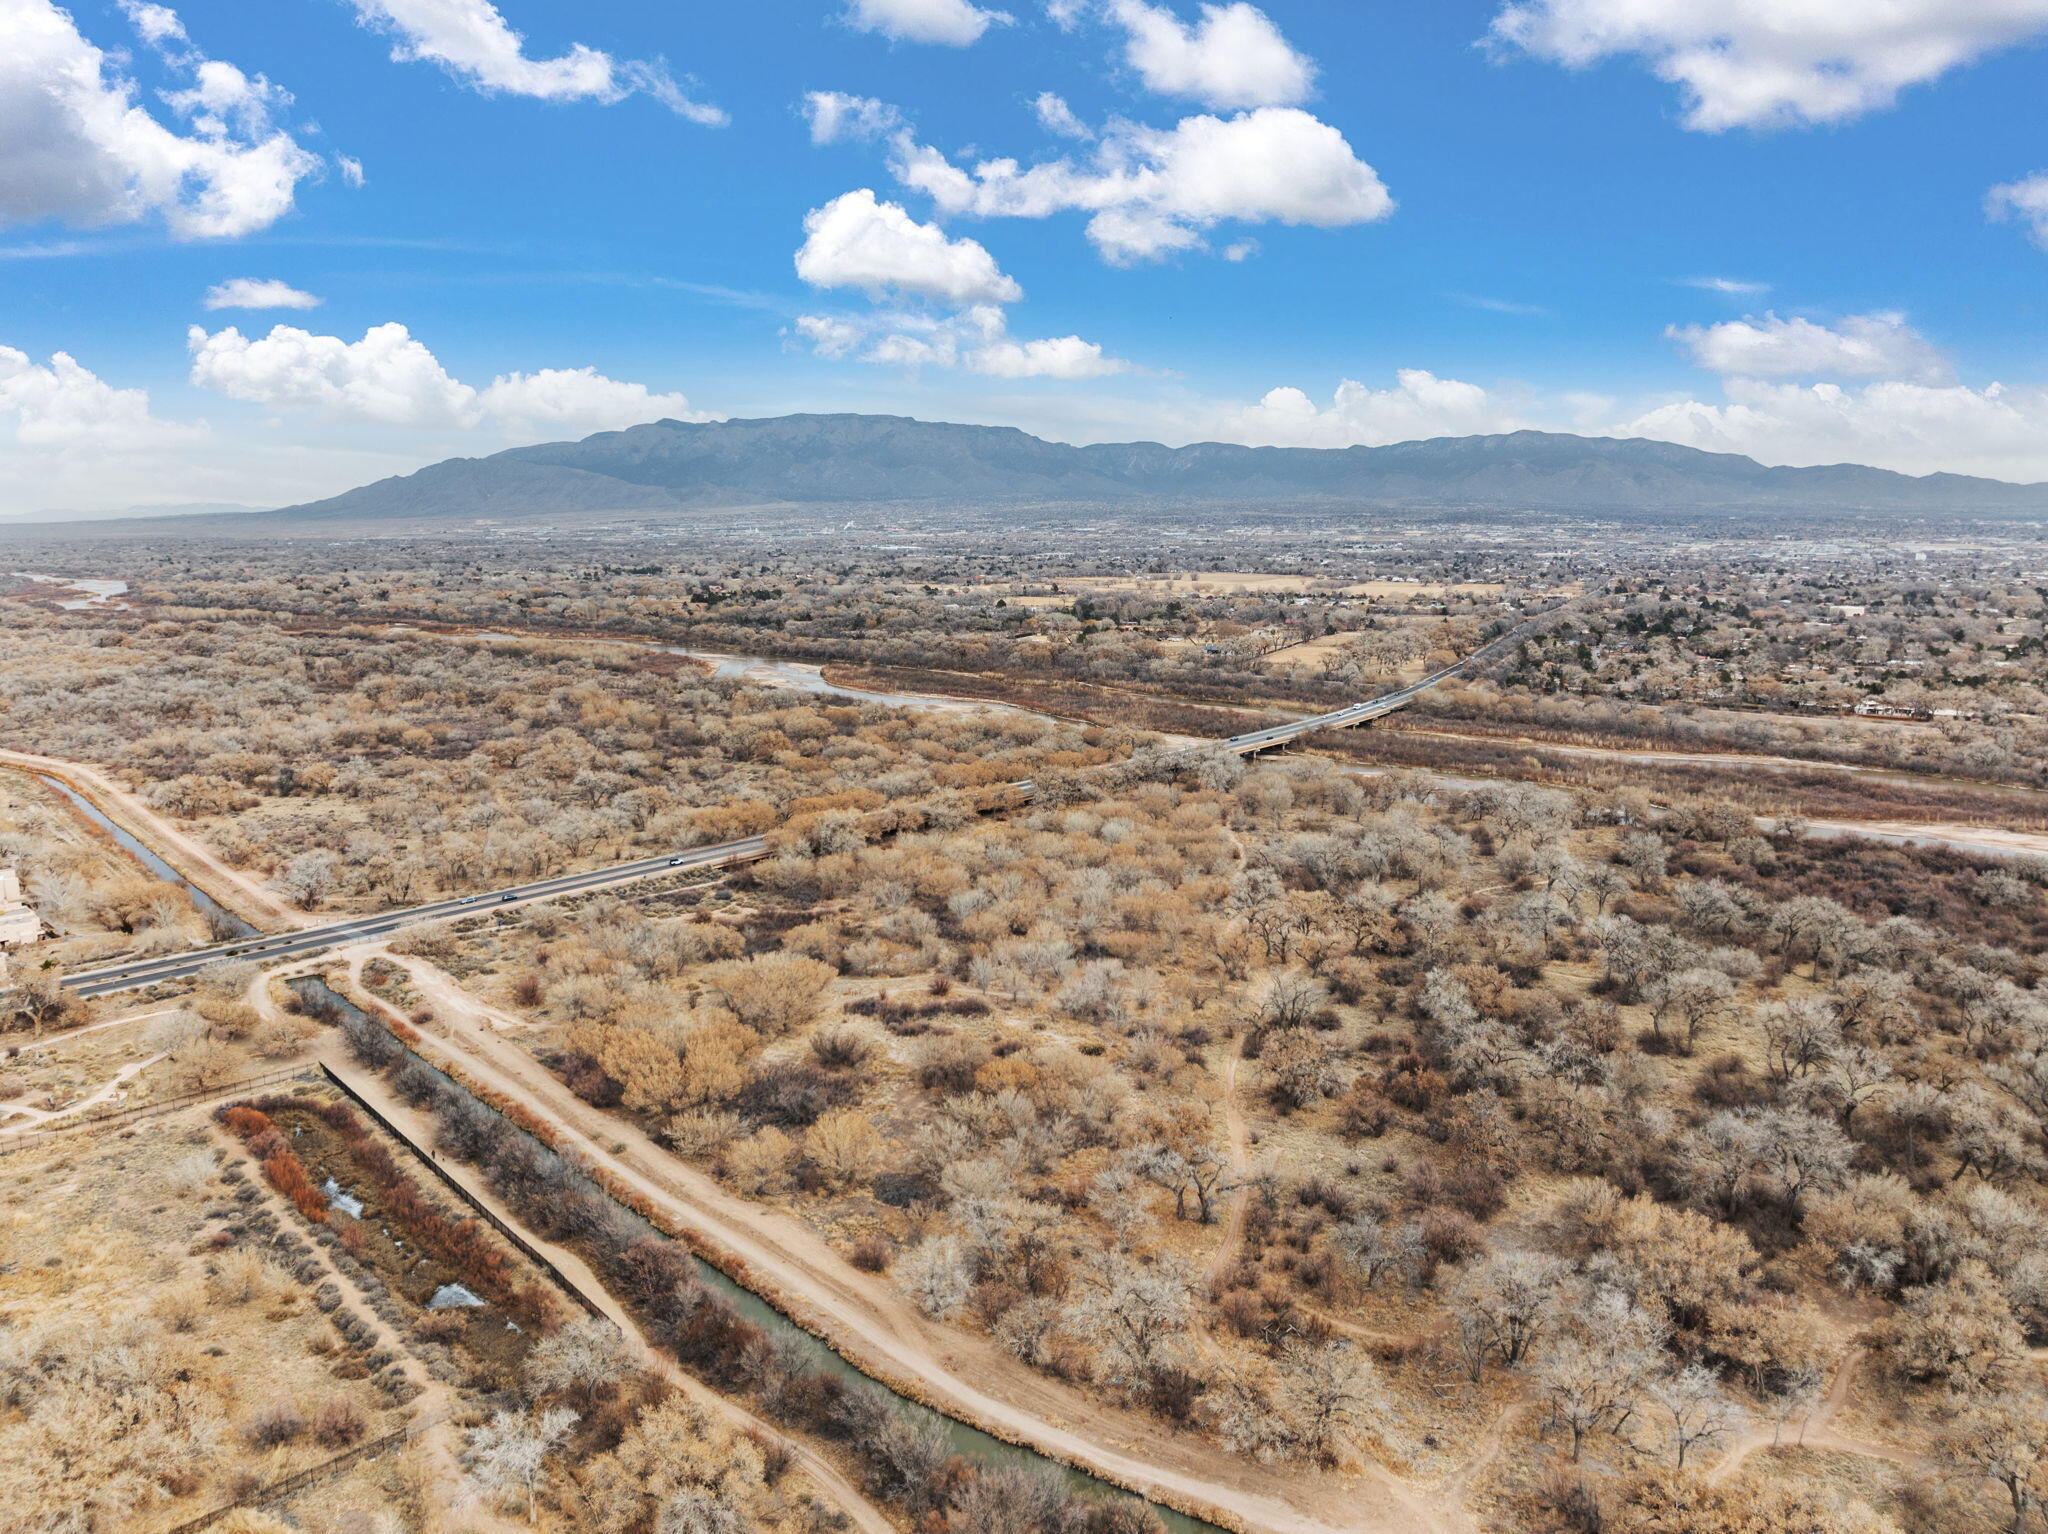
(316, 1063), (604, 1318)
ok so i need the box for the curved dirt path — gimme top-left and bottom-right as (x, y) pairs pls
(0, 1053), (167, 1127)
(1, 748), (312, 930)
(31, 1003), (181, 1046)
(1705, 1348), (1926, 1483)
(1444, 1400), (1532, 1506)
(354, 949), (1456, 1534)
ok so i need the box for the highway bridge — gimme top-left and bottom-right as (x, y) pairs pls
(57, 609), (1555, 999)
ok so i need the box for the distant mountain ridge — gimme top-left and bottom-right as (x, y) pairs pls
(272, 415), (2048, 520)
(83, 414), (2048, 529)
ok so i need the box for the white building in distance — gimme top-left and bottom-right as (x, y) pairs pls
(0, 869), (42, 947)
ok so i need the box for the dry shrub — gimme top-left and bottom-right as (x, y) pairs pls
(725, 1128), (795, 1195)
(417, 1311), (468, 1344)
(309, 1396), (368, 1449)
(151, 1281), (206, 1333)
(917, 1036), (989, 1095)
(1337, 1083), (1393, 1139)
(850, 1235), (892, 1273)
(208, 1248), (273, 1306)
(165, 1149), (218, 1194)
(1417, 1207), (1484, 1271)
(243, 1398), (306, 1448)
(809, 1028), (872, 1070)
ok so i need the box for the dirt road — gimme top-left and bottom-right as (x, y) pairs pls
(357, 948), (1459, 1534)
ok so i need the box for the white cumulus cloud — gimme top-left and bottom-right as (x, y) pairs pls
(843, 0), (1013, 47)
(796, 188), (1023, 305)
(893, 105), (1392, 263)
(189, 320), (477, 426)
(794, 304), (1128, 379)
(0, 0), (323, 238)
(1617, 378), (2048, 483)
(117, 0), (187, 48)
(1106, 0), (1315, 109)
(1667, 311), (1951, 382)
(343, 0), (725, 123)
(204, 277), (322, 311)
(1212, 370), (1531, 448)
(187, 321), (702, 433)
(1487, 0), (2048, 131)
(477, 367), (711, 433)
(969, 333), (1125, 378)
(1988, 172), (2048, 248)
(0, 344), (190, 449)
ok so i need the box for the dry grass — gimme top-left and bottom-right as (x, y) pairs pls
(0, 1111), (413, 1531)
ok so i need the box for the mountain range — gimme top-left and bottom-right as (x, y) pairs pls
(270, 414), (2048, 521)
(17, 414), (2048, 534)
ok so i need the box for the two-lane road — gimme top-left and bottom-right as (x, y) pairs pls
(59, 606), (1564, 999)
(60, 837), (769, 998)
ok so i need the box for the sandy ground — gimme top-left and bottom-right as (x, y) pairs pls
(1802, 818), (2048, 858)
(1257, 632), (1356, 671)
(0, 1095), (413, 1532)
(353, 947), (1457, 1534)
(0, 747), (312, 930)
(0, 1053), (167, 1127)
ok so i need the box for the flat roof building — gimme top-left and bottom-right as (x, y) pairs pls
(0, 870), (41, 947)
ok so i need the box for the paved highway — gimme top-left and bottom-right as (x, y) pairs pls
(59, 608), (1558, 999)
(60, 837), (770, 998)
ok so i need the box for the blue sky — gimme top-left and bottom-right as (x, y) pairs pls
(5, 0), (2048, 514)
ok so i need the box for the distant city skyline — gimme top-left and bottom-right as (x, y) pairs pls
(4, 0), (2048, 514)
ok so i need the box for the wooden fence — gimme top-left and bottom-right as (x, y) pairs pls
(0, 1064), (316, 1153)
(162, 1415), (441, 1533)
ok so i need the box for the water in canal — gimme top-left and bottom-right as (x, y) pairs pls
(34, 774), (259, 940)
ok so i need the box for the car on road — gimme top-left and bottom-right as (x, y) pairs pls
(500, 893), (517, 902)
(458, 895), (476, 904)
(667, 856), (686, 865)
